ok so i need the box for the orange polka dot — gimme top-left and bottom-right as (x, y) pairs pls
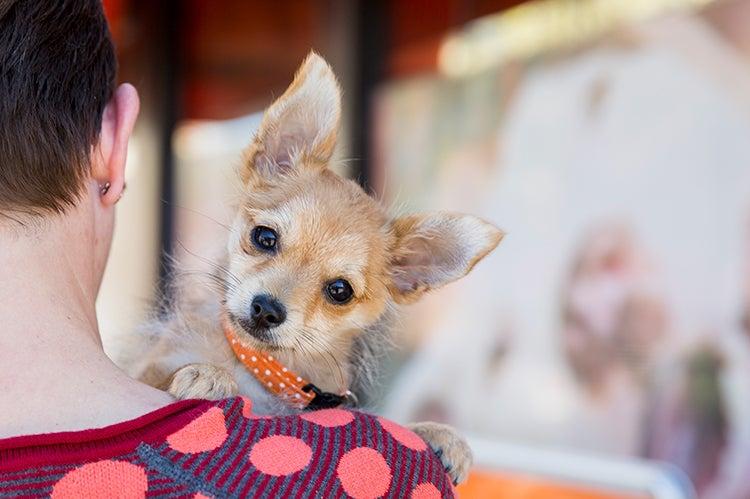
(377, 418), (427, 451)
(300, 408), (354, 427)
(249, 435), (312, 476)
(411, 482), (442, 499)
(51, 460), (147, 499)
(337, 447), (392, 499)
(167, 407), (227, 453)
(240, 396), (253, 418)
(246, 413), (273, 420)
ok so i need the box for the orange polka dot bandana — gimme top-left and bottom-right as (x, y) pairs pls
(223, 318), (354, 410)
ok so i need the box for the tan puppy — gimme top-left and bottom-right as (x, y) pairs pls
(121, 53), (502, 485)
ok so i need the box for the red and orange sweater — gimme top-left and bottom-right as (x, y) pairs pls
(0, 397), (453, 498)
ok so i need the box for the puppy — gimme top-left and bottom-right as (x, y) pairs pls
(121, 52), (502, 485)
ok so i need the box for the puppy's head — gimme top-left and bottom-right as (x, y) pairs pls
(224, 53), (503, 357)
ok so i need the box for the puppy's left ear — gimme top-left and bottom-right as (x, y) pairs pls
(388, 213), (504, 304)
(243, 52), (341, 183)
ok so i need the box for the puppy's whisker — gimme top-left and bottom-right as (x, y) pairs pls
(325, 350), (347, 392)
(309, 335), (345, 383)
(174, 239), (242, 287)
(163, 201), (233, 232)
(178, 270), (236, 295)
(295, 330), (347, 393)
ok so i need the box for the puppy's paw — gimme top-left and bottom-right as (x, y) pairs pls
(407, 421), (473, 485)
(167, 363), (239, 400)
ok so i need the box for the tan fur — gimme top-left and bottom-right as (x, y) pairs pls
(408, 422), (473, 485)
(118, 52), (502, 484)
(167, 363), (239, 400)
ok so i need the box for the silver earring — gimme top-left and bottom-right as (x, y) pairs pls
(100, 182), (111, 196)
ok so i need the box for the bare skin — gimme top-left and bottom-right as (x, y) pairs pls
(0, 84), (173, 439)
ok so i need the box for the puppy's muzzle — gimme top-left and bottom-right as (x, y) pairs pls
(249, 294), (286, 329)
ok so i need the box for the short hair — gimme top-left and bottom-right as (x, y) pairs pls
(0, 0), (116, 214)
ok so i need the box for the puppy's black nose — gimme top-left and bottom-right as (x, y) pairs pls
(250, 294), (286, 328)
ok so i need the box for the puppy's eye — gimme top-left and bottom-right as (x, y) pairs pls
(252, 226), (278, 252)
(325, 279), (354, 304)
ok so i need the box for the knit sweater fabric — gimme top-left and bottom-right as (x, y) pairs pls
(0, 397), (454, 498)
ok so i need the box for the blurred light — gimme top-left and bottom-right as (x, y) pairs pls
(173, 113), (262, 159)
(438, 0), (717, 78)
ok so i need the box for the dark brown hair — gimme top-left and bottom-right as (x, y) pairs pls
(0, 0), (116, 214)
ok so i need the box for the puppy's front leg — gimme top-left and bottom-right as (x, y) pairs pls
(407, 422), (473, 485)
(167, 363), (239, 400)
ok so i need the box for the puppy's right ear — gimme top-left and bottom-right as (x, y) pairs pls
(242, 52), (341, 184)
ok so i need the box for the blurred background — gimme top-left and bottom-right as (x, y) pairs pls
(99, 0), (750, 497)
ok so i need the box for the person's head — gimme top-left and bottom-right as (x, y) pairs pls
(0, 0), (138, 288)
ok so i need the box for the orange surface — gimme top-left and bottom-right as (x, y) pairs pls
(456, 469), (649, 499)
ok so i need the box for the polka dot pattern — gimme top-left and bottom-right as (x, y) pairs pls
(51, 460), (147, 499)
(378, 417), (428, 451)
(166, 407), (228, 453)
(249, 435), (312, 476)
(240, 396), (253, 418)
(9, 398), (455, 498)
(411, 482), (443, 499)
(225, 327), (316, 408)
(300, 408), (354, 427)
(336, 447), (392, 499)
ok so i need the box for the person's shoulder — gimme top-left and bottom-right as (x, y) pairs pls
(0, 397), (454, 498)
(154, 397), (454, 497)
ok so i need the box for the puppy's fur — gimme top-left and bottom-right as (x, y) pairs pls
(120, 53), (502, 484)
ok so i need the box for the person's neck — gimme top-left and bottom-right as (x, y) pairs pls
(0, 211), (173, 439)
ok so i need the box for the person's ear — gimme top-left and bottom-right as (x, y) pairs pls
(241, 52), (341, 185)
(93, 83), (140, 205)
(388, 213), (504, 304)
